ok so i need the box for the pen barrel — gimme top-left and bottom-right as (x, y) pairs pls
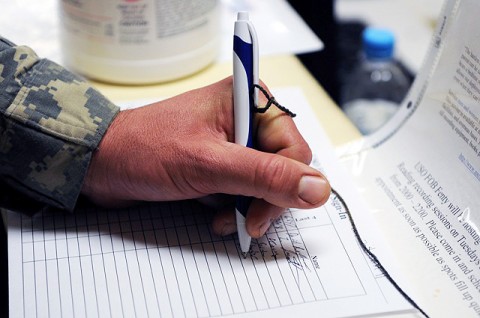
(233, 35), (254, 148)
(233, 21), (255, 218)
(233, 14), (258, 254)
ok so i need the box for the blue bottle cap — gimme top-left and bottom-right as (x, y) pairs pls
(362, 27), (394, 59)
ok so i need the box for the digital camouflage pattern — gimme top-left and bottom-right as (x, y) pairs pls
(0, 36), (120, 215)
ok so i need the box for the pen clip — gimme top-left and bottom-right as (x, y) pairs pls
(246, 20), (259, 108)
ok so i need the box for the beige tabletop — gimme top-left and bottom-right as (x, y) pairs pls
(90, 54), (361, 148)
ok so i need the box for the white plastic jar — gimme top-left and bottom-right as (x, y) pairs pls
(59, 0), (220, 84)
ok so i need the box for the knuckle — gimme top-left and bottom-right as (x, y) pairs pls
(255, 155), (293, 197)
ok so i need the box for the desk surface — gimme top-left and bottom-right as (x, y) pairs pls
(90, 55), (361, 148)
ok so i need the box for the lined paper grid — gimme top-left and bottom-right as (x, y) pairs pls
(9, 194), (405, 318)
(8, 87), (412, 317)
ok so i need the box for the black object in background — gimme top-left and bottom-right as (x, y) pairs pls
(287, 0), (341, 102)
(286, 1), (414, 106)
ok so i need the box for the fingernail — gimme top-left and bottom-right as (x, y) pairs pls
(298, 176), (330, 205)
(220, 222), (237, 236)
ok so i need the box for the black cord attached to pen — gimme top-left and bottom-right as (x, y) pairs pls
(331, 188), (430, 318)
(253, 84), (296, 117)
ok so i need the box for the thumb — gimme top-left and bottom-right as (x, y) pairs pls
(208, 143), (331, 209)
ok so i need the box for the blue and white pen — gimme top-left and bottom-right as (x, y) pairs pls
(233, 12), (259, 255)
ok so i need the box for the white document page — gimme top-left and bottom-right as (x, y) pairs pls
(7, 88), (411, 318)
(339, 0), (480, 317)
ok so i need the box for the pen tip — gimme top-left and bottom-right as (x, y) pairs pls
(241, 252), (248, 259)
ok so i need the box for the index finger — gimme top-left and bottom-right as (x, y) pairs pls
(246, 83), (327, 238)
(254, 83), (312, 165)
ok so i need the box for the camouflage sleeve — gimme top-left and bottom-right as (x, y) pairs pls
(0, 36), (120, 215)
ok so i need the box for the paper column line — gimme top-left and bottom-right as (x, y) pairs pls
(189, 234), (212, 316)
(283, 212), (316, 299)
(247, 242), (272, 309)
(234, 242), (258, 310)
(172, 203), (199, 316)
(179, 202), (207, 317)
(268, 225), (294, 305)
(151, 215), (174, 317)
(128, 208), (150, 317)
(163, 204), (187, 317)
(94, 209), (114, 318)
(216, 200), (258, 312)
(41, 217), (51, 318)
(64, 214), (76, 318)
(144, 206), (162, 316)
(74, 213), (89, 316)
(274, 218), (305, 303)
(107, 211), (126, 318)
(286, 209), (328, 299)
(222, 236), (247, 312)
(192, 203), (216, 316)
(257, 236), (283, 307)
(325, 204), (367, 296)
(32, 225), (38, 318)
(54, 215), (63, 317)
(21, 215), (27, 318)
(196, 204), (225, 315)
(120, 210), (139, 318)
(85, 210), (101, 317)
(205, 211), (235, 314)
(233, 237), (257, 310)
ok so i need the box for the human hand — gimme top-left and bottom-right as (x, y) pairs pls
(82, 77), (330, 238)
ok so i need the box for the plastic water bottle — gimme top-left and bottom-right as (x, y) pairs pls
(340, 27), (411, 135)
